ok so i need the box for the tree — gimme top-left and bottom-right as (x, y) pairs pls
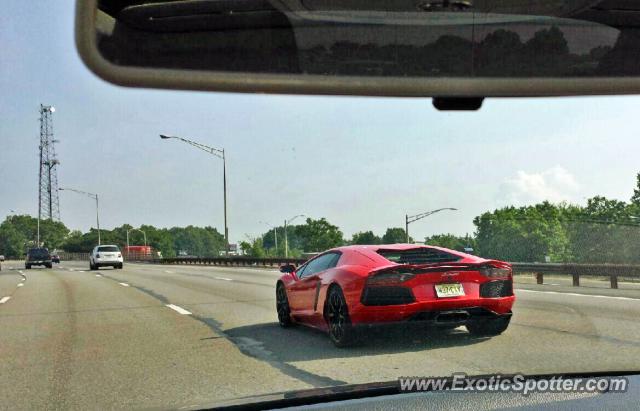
(240, 237), (267, 257)
(382, 227), (411, 244)
(295, 218), (344, 252)
(0, 225), (27, 258)
(425, 233), (476, 252)
(0, 215), (69, 256)
(351, 231), (381, 245)
(563, 196), (640, 264)
(473, 202), (570, 262)
(631, 172), (640, 206)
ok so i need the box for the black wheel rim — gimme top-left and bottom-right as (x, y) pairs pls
(276, 285), (289, 324)
(328, 291), (346, 341)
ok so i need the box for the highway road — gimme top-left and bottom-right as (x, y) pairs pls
(1, 261), (640, 410)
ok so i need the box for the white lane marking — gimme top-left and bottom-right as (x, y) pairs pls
(68, 269), (75, 272)
(518, 289), (640, 301)
(215, 277), (233, 281)
(164, 270), (174, 274)
(119, 282), (130, 287)
(17, 283), (24, 287)
(0, 297), (11, 304)
(95, 274), (102, 277)
(166, 304), (192, 315)
(77, 271), (85, 273)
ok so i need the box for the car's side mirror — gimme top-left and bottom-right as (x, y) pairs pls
(280, 264), (296, 274)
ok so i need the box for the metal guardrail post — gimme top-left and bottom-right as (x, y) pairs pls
(536, 272), (544, 284)
(572, 273), (580, 287)
(610, 275), (618, 289)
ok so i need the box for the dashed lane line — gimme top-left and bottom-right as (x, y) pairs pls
(165, 304), (192, 315)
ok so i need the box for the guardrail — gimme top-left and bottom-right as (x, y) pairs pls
(160, 257), (307, 267)
(158, 258), (640, 289)
(512, 262), (640, 289)
(57, 252), (90, 261)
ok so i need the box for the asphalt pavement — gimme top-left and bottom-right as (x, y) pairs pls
(1, 260), (640, 410)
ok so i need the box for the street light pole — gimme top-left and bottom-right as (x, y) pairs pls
(405, 208), (458, 244)
(284, 214), (305, 258)
(223, 149), (228, 255)
(160, 134), (229, 256)
(59, 187), (100, 245)
(405, 214), (409, 243)
(95, 194), (100, 245)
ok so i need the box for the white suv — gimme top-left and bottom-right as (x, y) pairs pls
(90, 245), (124, 270)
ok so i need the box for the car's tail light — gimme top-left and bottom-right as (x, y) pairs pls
(96, 253), (101, 258)
(480, 280), (513, 297)
(367, 270), (414, 286)
(479, 265), (511, 278)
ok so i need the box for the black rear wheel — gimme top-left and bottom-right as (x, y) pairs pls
(276, 283), (293, 328)
(326, 286), (357, 347)
(466, 316), (511, 337)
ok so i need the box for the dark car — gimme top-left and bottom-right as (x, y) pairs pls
(51, 254), (60, 264)
(25, 248), (53, 269)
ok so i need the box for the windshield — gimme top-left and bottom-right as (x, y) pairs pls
(2, 1), (640, 410)
(28, 249), (49, 258)
(378, 247), (462, 264)
(97, 246), (119, 252)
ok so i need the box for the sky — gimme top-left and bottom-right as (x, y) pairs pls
(2, 1), (640, 245)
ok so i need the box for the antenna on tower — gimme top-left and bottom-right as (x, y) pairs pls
(38, 104), (61, 228)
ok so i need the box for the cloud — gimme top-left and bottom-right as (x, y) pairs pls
(498, 166), (580, 206)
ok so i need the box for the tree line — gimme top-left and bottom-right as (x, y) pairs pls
(2, 173), (640, 263)
(0, 217), (225, 259)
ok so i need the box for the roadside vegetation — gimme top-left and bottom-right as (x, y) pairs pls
(2, 174), (640, 263)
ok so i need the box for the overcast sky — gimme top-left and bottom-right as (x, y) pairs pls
(2, 1), (640, 244)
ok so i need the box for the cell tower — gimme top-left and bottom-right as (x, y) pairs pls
(38, 104), (61, 222)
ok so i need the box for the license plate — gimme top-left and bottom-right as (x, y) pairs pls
(435, 283), (465, 298)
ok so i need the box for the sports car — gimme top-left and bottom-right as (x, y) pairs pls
(276, 244), (514, 347)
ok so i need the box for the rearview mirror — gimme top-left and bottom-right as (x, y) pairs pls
(280, 264), (296, 274)
(77, 0), (640, 97)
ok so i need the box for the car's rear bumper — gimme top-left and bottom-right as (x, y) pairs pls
(351, 307), (512, 330)
(349, 296), (515, 325)
(26, 260), (52, 266)
(94, 258), (123, 264)
(93, 259), (123, 266)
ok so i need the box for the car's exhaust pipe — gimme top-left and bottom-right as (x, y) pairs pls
(435, 310), (470, 323)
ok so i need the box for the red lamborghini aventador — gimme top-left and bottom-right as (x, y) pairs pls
(276, 244), (515, 347)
